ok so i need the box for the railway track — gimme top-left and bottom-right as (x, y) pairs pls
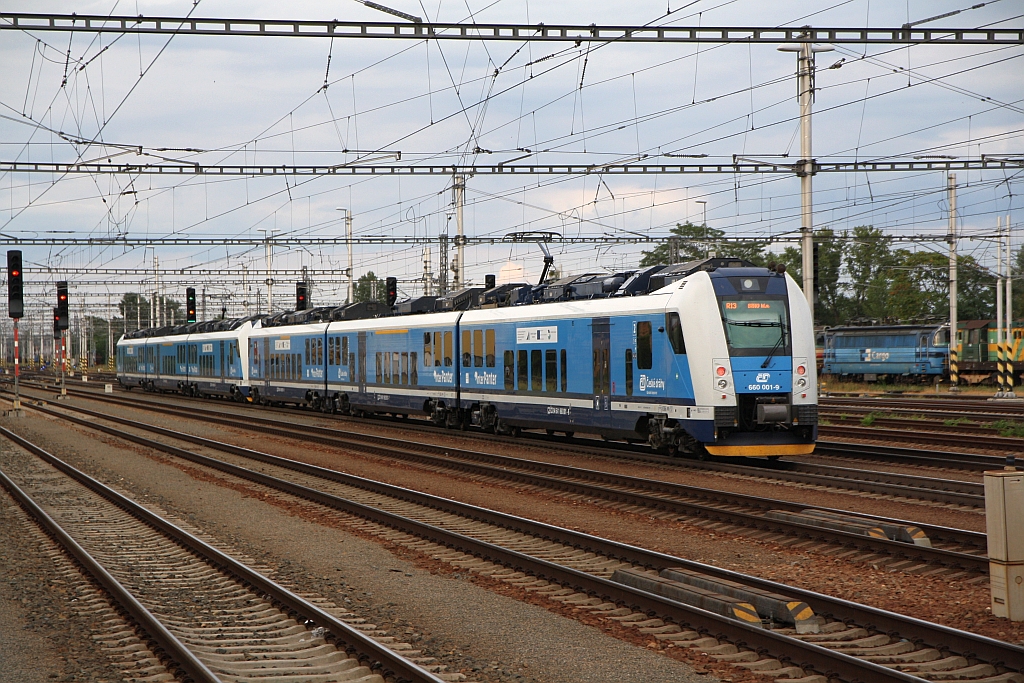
(0, 428), (452, 683)
(14, 388), (990, 571)
(3, 403), (1021, 683)
(6, 379), (990, 508)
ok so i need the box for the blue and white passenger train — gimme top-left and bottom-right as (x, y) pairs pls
(117, 257), (818, 458)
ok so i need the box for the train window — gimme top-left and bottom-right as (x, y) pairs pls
(561, 349), (567, 392)
(518, 350), (528, 390)
(376, 353), (382, 383)
(462, 330), (472, 367)
(387, 352), (394, 384)
(504, 350), (514, 390)
(178, 346), (185, 364)
(531, 350), (542, 391)
(433, 332), (442, 366)
(401, 352), (409, 385)
(485, 329), (495, 367)
(666, 313), (686, 354)
(637, 321), (653, 369)
(394, 353), (402, 385)
(305, 339), (311, 364)
(444, 332), (453, 366)
(546, 350), (557, 392)
(328, 338), (335, 365)
(410, 352), (418, 385)
(424, 332), (432, 367)
(473, 329), (483, 367)
(625, 349), (633, 396)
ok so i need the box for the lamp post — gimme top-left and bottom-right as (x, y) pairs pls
(695, 200), (708, 257)
(336, 207), (354, 304)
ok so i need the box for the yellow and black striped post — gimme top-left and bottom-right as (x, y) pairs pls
(950, 345), (959, 389)
(997, 337), (1006, 394)
(1007, 338), (1016, 395)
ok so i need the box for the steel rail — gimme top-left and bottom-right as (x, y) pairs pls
(4, 159), (1022, 176)
(16, 385), (985, 552)
(824, 414), (1013, 437)
(13, 402), (1021, 680)
(819, 424), (1023, 449)
(28, 397), (988, 570)
(0, 426), (449, 683)
(0, 454), (222, 683)
(12, 379), (987, 509)
(1, 13), (1020, 45)
(815, 438), (1011, 470)
(18, 380), (988, 505)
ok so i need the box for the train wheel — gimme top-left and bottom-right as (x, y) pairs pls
(546, 429), (556, 436)
(510, 425), (522, 438)
(564, 431), (574, 438)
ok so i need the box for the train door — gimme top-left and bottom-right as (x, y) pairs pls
(357, 332), (366, 392)
(219, 340), (225, 380)
(592, 317), (611, 410)
(916, 333), (927, 365)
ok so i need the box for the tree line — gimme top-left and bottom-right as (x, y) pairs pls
(640, 222), (1019, 327)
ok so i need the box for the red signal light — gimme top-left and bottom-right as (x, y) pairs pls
(11, 270), (18, 277)
(715, 366), (727, 376)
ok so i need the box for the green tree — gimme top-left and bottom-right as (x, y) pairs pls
(883, 250), (949, 321)
(958, 255), (995, 320)
(844, 226), (895, 319)
(119, 293), (150, 330)
(354, 271), (385, 303)
(640, 222), (723, 266)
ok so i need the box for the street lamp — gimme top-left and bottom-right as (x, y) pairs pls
(336, 207), (354, 304)
(695, 200), (708, 257)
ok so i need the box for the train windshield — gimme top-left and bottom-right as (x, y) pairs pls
(719, 298), (790, 354)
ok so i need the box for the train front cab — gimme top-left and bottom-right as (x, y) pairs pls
(675, 267), (817, 457)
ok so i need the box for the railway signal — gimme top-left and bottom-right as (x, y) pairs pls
(56, 281), (69, 329)
(386, 277), (397, 307)
(186, 287), (197, 323)
(296, 282), (308, 311)
(7, 250), (23, 319)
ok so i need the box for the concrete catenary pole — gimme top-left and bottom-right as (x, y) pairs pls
(948, 173), (959, 391)
(778, 38), (832, 324)
(454, 174), (465, 290)
(1006, 215), (1016, 396)
(997, 215), (1005, 395)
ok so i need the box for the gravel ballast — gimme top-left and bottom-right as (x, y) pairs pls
(0, 412), (714, 683)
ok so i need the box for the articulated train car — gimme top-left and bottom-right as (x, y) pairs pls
(116, 317), (259, 399)
(118, 258), (818, 458)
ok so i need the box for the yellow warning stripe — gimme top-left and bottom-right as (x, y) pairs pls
(732, 603), (761, 624)
(705, 443), (816, 457)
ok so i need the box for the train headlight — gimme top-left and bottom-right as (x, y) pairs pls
(796, 377), (807, 389)
(796, 364), (806, 376)
(715, 366), (727, 377)
(717, 379), (728, 389)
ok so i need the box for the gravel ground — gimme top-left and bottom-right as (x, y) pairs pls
(0, 412), (715, 683)
(50, 397), (1021, 645)
(0, 480), (125, 683)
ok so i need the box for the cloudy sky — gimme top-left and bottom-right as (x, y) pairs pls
(1, 0), (1021, 320)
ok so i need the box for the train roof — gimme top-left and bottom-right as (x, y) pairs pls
(121, 256), (770, 338)
(826, 323), (947, 333)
